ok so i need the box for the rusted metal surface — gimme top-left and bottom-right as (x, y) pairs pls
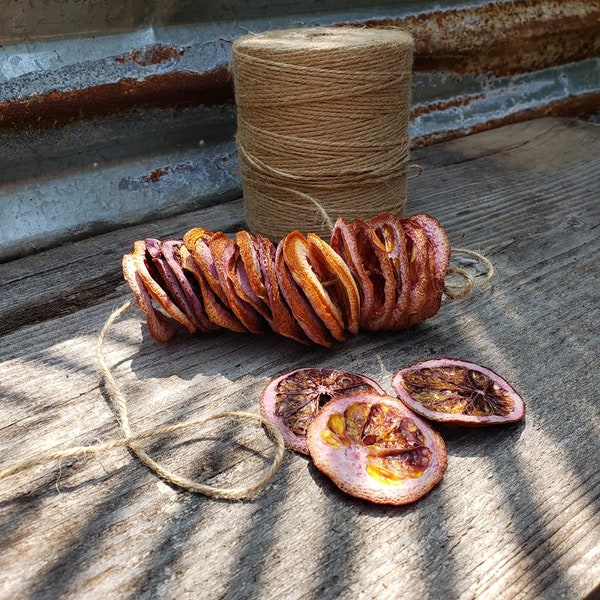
(411, 90), (600, 148)
(1, 2), (597, 134)
(0, 0), (598, 261)
(363, 0), (600, 77)
(0, 67), (232, 132)
(113, 44), (188, 67)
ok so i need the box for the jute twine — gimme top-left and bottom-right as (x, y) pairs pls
(230, 27), (415, 240)
(0, 300), (286, 501)
(444, 248), (495, 299)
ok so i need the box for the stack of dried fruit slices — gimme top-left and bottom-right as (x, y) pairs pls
(121, 212), (450, 347)
(260, 362), (525, 505)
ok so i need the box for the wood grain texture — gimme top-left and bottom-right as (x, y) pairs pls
(0, 117), (598, 600)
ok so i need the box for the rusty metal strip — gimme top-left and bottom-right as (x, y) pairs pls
(360, 0), (600, 77)
(411, 90), (600, 148)
(1, 1), (598, 135)
(0, 67), (232, 132)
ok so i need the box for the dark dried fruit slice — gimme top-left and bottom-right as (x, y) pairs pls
(404, 215), (450, 325)
(410, 213), (451, 287)
(368, 213), (411, 330)
(306, 393), (447, 505)
(330, 217), (396, 331)
(259, 368), (386, 454)
(391, 358), (526, 425)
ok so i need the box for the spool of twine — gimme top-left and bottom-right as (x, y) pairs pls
(230, 27), (414, 240)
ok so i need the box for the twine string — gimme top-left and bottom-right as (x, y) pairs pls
(0, 300), (286, 501)
(444, 248), (495, 299)
(230, 27), (415, 241)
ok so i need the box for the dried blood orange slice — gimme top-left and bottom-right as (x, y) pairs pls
(122, 244), (178, 342)
(392, 358), (526, 425)
(259, 368), (385, 454)
(330, 217), (396, 331)
(306, 393), (447, 505)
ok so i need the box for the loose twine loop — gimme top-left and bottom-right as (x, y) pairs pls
(230, 27), (415, 241)
(444, 248), (495, 299)
(0, 300), (286, 501)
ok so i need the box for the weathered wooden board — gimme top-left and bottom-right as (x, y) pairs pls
(0, 117), (598, 600)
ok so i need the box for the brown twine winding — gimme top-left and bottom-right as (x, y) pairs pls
(444, 248), (495, 299)
(0, 300), (286, 501)
(230, 27), (415, 240)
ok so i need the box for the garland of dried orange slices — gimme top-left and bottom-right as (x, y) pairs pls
(121, 212), (449, 347)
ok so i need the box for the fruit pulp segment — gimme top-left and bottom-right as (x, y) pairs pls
(320, 402), (432, 483)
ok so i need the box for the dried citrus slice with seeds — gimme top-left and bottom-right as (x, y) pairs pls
(306, 393), (447, 505)
(391, 358), (526, 425)
(259, 368), (385, 454)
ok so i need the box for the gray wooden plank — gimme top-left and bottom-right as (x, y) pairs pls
(0, 117), (598, 600)
(0, 200), (245, 338)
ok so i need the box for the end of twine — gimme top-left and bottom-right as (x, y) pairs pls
(444, 248), (495, 300)
(0, 300), (286, 502)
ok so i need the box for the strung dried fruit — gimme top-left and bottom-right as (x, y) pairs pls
(306, 393), (447, 505)
(281, 231), (360, 341)
(122, 212), (455, 346)
(259, 368), (385, 454)
(391, 358), (526, 425)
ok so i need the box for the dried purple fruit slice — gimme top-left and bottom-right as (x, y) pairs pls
(410, 213), (451, 288)
(391, 358), (526, 425)
(178, 246), (247, 333)
(209, 232), (268, 334)
(368, 213), (411, 330)
(122, 247), (177, 342)
(259, 368), (386, 454)
(145, 238), (199, 332)
(161, 240), (219, 332)
(128, 240), (196, 333)
(330, 217), (396, 331)
(306, 393), (447, 505)
(401, 219), (438, 327)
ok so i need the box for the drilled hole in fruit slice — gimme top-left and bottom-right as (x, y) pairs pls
(391, 358), (526, 425)
(259, 368), (386, 454)
(306, 393), (447, 505)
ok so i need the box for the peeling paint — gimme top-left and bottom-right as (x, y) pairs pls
(114, 44), (188, 66)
